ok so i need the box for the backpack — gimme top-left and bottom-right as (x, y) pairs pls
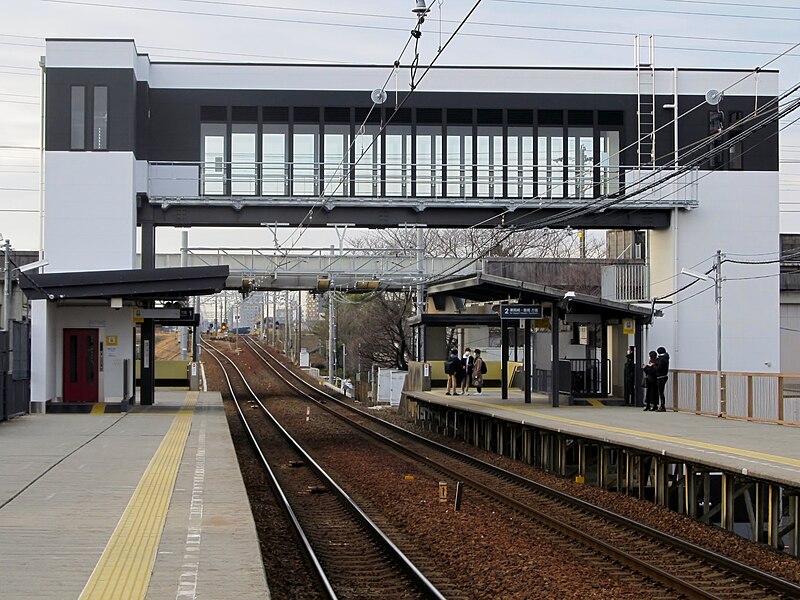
(480, 360), (487, 375)
(445, 356), (458, 375)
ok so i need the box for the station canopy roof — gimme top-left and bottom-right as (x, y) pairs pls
(20, 266), (230, 301)
(414, 272), (652, 322)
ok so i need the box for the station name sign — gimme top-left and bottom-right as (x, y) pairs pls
(499, 304), (543, 319)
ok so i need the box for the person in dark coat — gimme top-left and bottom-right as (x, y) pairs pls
(445, 348), (460, 395)
(655, 346), (670, 412)
(624, 346), (635, 406)
(642, 350), (658, 411)
(460, 348), (474, 395)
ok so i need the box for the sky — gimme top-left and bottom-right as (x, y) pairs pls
(2, 0), (800, 253)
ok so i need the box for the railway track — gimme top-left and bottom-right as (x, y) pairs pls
(234, 336), (800, 600)
(202, 342), (450, 600)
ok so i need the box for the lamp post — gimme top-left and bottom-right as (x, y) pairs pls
(681, 250), (725, 417)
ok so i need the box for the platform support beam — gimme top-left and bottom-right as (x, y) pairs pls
(791, 494), (799, 558)
(768, 484), (781, 549)
(501, 320), (509, 400)
(702, 471), (711, 521)
(655, 459), (667, 506)
(685, 464), (697, 519)
(721, 473), (735, 532)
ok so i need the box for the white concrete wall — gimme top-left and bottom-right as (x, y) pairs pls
(54, 307), (135, 402)
(649, 171), (780, 373)
(147, 63), (777, 97)
(44, 152), (137, 272)
(30, 299), (56, 408)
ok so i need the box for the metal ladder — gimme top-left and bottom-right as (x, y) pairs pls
(635, 35), (656, 167)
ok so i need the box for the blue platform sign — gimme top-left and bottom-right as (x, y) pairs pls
(500, 304), (543, 319)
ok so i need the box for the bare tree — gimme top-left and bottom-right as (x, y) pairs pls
(350, 227), (605, 260)
(335, 290), (415, 372)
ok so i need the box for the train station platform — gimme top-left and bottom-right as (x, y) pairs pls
(405, 388), (800, 489)
(0, 390), (269, 600)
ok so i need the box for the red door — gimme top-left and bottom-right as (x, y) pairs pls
(63, 329), (99, 402)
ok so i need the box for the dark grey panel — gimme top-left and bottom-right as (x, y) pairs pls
(45, 67), (137, 153)
(138, 201), (671, 230)
(143, 87), (778, 171)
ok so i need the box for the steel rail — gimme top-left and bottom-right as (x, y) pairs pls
(202, 344), (338, 600)
(203, 341), (447, 600)
(244, 336), (800, 599)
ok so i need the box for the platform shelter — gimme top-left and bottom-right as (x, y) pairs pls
(410, 273), (652, 406)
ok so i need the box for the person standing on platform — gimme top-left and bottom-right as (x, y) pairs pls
(445, 348), (460, 396)
(472, 349), (486, 395)
(624, 346), (635, 406)
(460, 348), (474, 395)
(643, 350), (658, 411)
(655, 346), (670, 412)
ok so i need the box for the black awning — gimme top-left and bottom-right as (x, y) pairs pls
(20, 265), (230, 301)
(426, 273), (651, 319)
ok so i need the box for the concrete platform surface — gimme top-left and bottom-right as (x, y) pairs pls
(408, 389), (800, 488)
(0, 391), (269, 600)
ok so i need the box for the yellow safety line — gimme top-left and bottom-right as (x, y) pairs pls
(586, 399), (605, 408)
(79, 392), (197, 600)
(90, 403), (106, 414)
(443, 396), (800, 469)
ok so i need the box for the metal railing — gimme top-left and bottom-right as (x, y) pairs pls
(147, 160), (699, 208)
(668, 369), (800, 425)
(601, 263), (649, 302)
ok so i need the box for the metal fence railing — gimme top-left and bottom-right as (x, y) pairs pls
(668, 369), (800, 425)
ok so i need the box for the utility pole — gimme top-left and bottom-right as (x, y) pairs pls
(284, 289), (289, 355)
(416, 227), (426, 361)
(328, 291), (335, 384)
(715, 249), (725, 417)
(180, 230), (188, 360)
(296, 290), (302, 363)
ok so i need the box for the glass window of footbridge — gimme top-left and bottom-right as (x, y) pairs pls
(447, 126), (474, 198)
(324, 125), (350, 196)
(92, 86), (108, 151)
(355, 125), (381, 197)
(568, 127), (594, 199)
(415, 126), (443, 197)
(293, 125), (319, 195)
(508, 127), (534, 199)
(538, 127), (564, 198)
(386, 126), (411, 197)
(477, 127), (504, 198)
(70, 86), (85, 150)
(600, 130), (621, 196)
(201, 123), (226, 195)
(232, 123), (257, 195)
(262, 124), (288, 195)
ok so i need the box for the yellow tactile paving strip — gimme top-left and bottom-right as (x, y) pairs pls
(438, 395), (800, 470)
(79, 392), (197, 600)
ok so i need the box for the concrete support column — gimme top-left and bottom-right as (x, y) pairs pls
(524, 318), (532, 404)
(768, 484), (781, 549)
(140, 317), (155, 406)
(655, 460), (667, 506)
(754, 482), (764, 543)
(722, 473), (735, 532)
(791, 495), (800, 558)
(551, 302), (560, 407)
(501, 320), (509, 400)
(598, 446), (607, 489)
(685, 464), (697, 518)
